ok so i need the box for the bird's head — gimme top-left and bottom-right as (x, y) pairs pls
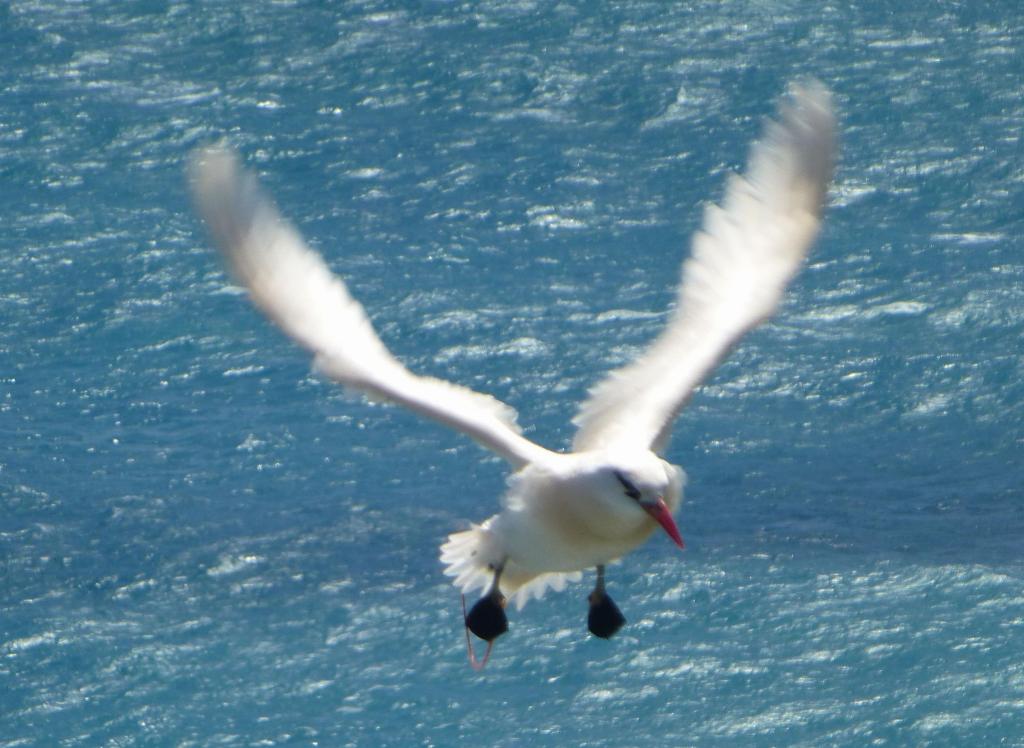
(603, 455), (685, 550)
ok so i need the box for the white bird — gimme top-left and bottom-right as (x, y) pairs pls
(189, 81), (835, 660)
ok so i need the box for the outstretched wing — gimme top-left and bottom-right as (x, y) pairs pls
(190, 147), (549, 469)
(572, 81), (836, 454)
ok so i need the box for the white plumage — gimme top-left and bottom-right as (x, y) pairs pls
(190, 81), (835, 613)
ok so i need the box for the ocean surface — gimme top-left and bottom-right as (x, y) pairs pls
(2, 1), (1023, 745)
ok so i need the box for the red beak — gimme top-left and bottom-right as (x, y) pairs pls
(642, 497), (685, 549)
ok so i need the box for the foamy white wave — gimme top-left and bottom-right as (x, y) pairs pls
(932, 232), (1006, 245)
(492, 108), (567, 123)
(5, 633), (57, 652)
(236, 433), (266, 452)
(221, 365), (266, 377)
(206, 554), (265, 577)
(435, 336), (550, 362)
(865, 301), (929, 318)
(347, 167), (384, 179)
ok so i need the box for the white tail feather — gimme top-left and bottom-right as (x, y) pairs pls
(440, 526), (584, 610)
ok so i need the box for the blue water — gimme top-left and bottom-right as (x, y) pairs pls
(3, 1), (1023, 745)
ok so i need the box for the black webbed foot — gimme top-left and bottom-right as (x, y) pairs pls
(465, 589), (508, 642)
(587, 589), (626, 639)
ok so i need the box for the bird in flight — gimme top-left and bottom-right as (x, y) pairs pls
(190, 81), (835, 667)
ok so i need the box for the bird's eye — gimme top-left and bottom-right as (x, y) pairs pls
(614, 471), (642, 501)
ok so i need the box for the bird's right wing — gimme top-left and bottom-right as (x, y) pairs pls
(190, 147), (549, 469)
(573, 81), (836, 454)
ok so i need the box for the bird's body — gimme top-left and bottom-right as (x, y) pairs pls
(189, 80), (836, 644)
(442, 449), (686, 607)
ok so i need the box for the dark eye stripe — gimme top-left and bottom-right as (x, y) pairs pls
(614, 471), (642, 500)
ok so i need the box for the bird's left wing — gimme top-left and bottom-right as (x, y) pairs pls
(190, 147), (549, 469)
(572, 81), (836, 454)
